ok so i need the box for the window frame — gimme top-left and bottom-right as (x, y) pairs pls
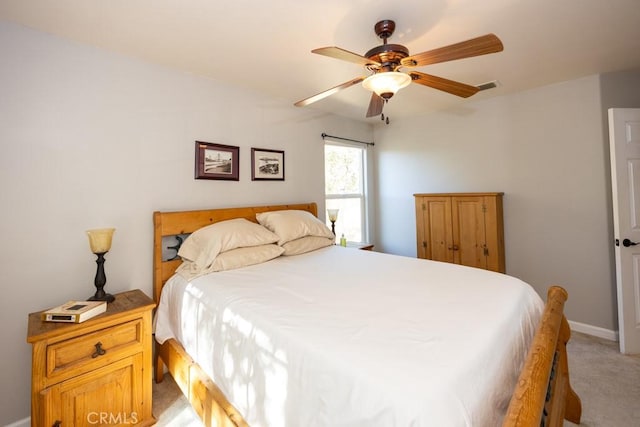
(324, 139), (369, 244)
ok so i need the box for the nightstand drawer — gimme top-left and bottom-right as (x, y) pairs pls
(46, 318), (143, 380)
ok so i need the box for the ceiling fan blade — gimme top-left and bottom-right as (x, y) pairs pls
(294, 77), (365, 107)
(401, 34), (503, 67)
(409, 72), (480, 98)
(366, 93), (385, 117)
(312, 47), (381, 67)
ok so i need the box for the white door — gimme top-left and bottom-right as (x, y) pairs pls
(609, 108), (640, 354)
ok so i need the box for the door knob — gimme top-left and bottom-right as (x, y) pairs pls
(623, 238), (639, 247)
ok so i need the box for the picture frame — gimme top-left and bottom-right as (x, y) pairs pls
(251, 148), (285, 181)
(195, 141), (239, 181)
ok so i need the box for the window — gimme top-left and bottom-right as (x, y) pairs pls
(324, 141), (368, 243)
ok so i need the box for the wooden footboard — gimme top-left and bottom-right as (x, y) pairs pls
(503, 286), (582, 426)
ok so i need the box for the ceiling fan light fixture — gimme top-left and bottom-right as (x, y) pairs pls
(295, 20), (504, 118)
(362, 71), (411, 99)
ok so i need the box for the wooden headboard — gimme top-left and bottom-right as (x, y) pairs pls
(152, 202), (318, 303)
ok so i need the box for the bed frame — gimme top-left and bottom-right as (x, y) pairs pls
(152, 202), (582, 427)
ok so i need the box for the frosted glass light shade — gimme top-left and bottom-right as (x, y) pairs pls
(87, 228), (115, 254)
(327, 209), (339, 222)
(362, 72), (411, 98)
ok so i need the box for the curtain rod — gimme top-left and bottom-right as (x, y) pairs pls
(321, 133), (375, 147)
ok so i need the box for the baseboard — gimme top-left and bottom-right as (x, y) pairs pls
(4, 417), (30, 427)
(569, 320), (618, 341)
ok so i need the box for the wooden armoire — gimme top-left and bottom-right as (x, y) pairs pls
(414, 193), (505, 272)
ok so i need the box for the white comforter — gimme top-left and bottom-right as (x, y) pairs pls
(155, 246), (544, 427)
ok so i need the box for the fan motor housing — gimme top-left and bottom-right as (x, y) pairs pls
(365, 44), (409, 71)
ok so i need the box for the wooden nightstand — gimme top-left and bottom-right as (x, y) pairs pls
(27, 289), (156, 426)
(345, 242), (374, 251)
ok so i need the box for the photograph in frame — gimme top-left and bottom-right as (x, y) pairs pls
(195, 141), (240, 181)
(251, 148), (285, 181)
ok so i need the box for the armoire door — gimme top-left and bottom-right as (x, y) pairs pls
(417, 196), (453, 263)
(451, 196), (487, 269)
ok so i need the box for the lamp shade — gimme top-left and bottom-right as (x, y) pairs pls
(327, 209), (339, 222)
(362, 71), (411, 99)
(86, 228), (115, 254)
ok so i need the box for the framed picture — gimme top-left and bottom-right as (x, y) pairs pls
(251, 148), (285, 181)
(195, 141), (239, 181)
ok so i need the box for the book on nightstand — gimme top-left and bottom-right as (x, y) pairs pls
(41, 300), (107, 323)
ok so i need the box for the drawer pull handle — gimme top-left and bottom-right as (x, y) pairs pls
(53, 421), (62, 427)
(92, 342), (106, 358)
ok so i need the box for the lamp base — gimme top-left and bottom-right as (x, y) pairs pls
(91, 252), (115, 304)
(88, 292), (115, 303)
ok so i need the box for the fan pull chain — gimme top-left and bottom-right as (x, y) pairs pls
(380, 113), (390, 125)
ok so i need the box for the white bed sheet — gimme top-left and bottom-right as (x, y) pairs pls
(155, 246), (544, 427)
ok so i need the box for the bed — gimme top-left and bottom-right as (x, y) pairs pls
(152, 202), (582, 426)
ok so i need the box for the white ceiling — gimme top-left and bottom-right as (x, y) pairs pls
(2, 0), (640, 123)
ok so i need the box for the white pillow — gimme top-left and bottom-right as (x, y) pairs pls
(178, 218), (279, 270)
(256, 210), (334, 245)
(176, 244), (284, 280)
(281, 236), (334, 256)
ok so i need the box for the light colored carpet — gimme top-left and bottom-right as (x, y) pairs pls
(152, 332), (640, 426)
(564, 333), (640, 426)
(152, 375), (201, 426)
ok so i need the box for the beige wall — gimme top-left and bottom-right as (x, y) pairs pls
(373, 70), (640, 335)
(0, 21), (372, 425)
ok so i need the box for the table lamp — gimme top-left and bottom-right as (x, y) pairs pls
(86, 228), (116, 303)
(327, 209), (339, 235)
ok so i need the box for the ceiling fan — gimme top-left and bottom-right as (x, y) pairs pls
(294, 20), (503, 121)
